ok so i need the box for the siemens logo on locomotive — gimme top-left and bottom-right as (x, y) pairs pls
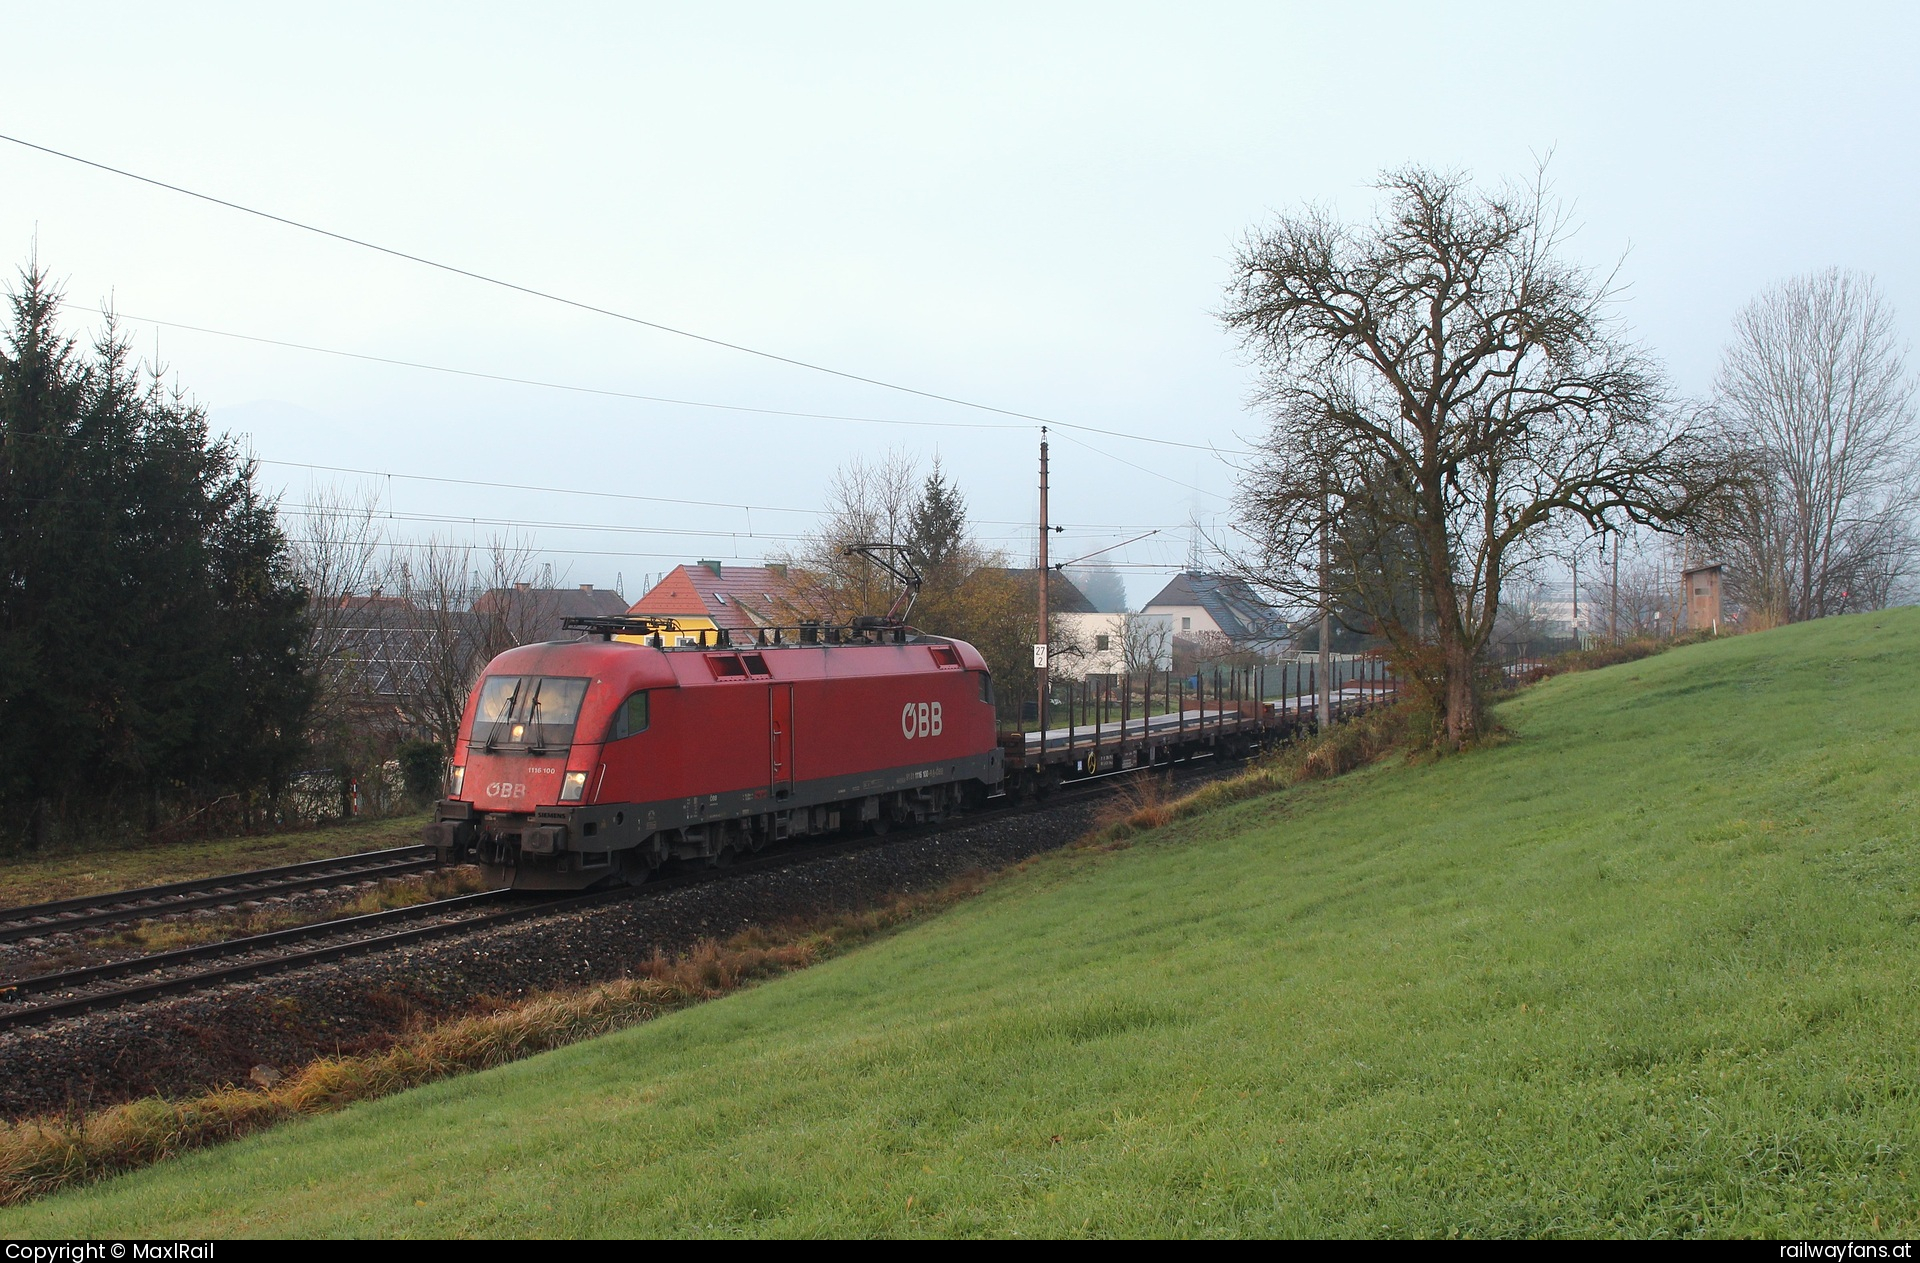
(901, 700), (943, 739)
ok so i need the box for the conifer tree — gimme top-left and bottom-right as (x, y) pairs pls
(0, 262), (310, 845)
(906, 459), (968, 575)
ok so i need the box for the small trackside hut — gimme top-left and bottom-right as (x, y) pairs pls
(424, 616), (1004, 890)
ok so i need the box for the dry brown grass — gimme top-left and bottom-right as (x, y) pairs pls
(1090, 773), (1179, 839)
(1524, 630), (1715, 681)
(0, 868), (995, 1207)
(1081, 705), (1416, 848)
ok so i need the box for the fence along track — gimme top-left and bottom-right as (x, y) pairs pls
(0, 846), (437, 944)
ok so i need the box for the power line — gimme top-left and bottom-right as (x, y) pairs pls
(258, 458), (820, 516)
(6, 131), (1239, 455)
(1052, 427), (1230, 501)
(82, 305), (1030, 436)
(7, 429), (1204, 537)
(260, 455), (1196, 532)
(287, 537), (770, 564)
(278, 502), (811, 543)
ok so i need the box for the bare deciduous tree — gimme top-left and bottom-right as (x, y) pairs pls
(778, 449), (921, 621)
(1574, 530), (1686, 637)
(1701, 269), (1919, 622)
(1222, 166), (1724, 747)
(1121, 613), (1174, 675)
(390, 534), (543, 749)
(288, 485), (383, 728)
(285, 486), (389, 811)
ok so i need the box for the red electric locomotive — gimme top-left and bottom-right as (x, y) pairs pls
(423, 617), (1003, 889)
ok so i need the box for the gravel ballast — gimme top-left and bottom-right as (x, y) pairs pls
(0, 794), (1117, 1120)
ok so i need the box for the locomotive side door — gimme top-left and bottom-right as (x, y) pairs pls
(769, 683), (794, 800)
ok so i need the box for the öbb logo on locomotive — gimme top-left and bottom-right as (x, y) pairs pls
(427, 629), (1007, 892)
(901, 700), (943, 739)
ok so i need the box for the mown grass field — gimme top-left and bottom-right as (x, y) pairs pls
(9, 610), (1919, 1237)
(0, 812), (430, 911)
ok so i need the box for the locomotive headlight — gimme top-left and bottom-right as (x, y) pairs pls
(560, 770), (588, 802)
(448, 766), (465, 797)
(511, 723), (526, 742)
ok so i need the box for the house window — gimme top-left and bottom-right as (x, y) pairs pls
(1181, 617), (1192, 631)
(1095, 634), (1110, 651)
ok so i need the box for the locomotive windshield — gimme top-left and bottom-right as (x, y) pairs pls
(472, 675), (590, 753)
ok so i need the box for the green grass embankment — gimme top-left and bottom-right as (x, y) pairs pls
(9, 610), (1920, 1237)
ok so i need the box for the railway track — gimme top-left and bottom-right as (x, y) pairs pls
(0, 846), (439, 944)
(0, 758), (1231, 1033)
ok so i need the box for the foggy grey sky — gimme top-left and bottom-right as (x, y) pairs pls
(3, 2), (1915, 604)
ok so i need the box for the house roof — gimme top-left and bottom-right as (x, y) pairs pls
(1144, 572), (1290, 642)
(999, 568), (1097, 615)
(627, 563), (804, 634)
(473, 584), (629, 620)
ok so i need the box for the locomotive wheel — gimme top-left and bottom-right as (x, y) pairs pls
(869, 813), (892, 837)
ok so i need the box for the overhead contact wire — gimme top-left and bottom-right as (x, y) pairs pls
(5, 132), (1238, 455)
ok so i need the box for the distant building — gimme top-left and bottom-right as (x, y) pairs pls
(1683, 563), (1724, 633)
(311, 593), (442, 741)
(1142, 572), (1292, 659)
(996, 568), (1135, 681)
(627, 561), (808, 643)
(472, 582), (629, 644)
(998, 568), (1097, 616)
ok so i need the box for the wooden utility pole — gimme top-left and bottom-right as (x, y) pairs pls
(1317, 476), (1332, 730)
(1571, 550), (1580, 631)
(1610, 534), (1620, 640)
(1036, 428), (1050, 732)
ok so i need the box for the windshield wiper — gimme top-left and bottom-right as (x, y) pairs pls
(483, 678), (523, 752)
(525, 679), (548, 754)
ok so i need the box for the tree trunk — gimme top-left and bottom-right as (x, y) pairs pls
(1443, 635), (1480, 747)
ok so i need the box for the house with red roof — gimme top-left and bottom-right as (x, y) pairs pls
(626, 561), (811, 640)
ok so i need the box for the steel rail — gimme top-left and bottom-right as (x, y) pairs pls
(0, 891), (515, 1003)
(0, 847), (437, 943)
(0, 890), (612, 1031)
(0, 759), (1239, 1033)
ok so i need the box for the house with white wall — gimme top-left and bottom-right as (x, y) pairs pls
(1142, 572), (1292, 660)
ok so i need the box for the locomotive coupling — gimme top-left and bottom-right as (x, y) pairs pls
(423, 801), (477, 862)
(522, 824), (568, 855)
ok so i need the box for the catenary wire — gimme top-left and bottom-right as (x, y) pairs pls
(81, 305), (1032, 436)
(4, 132), (1241, 455)
(258, 457), (1195, 532)
(1052, 427), (1230, 501)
